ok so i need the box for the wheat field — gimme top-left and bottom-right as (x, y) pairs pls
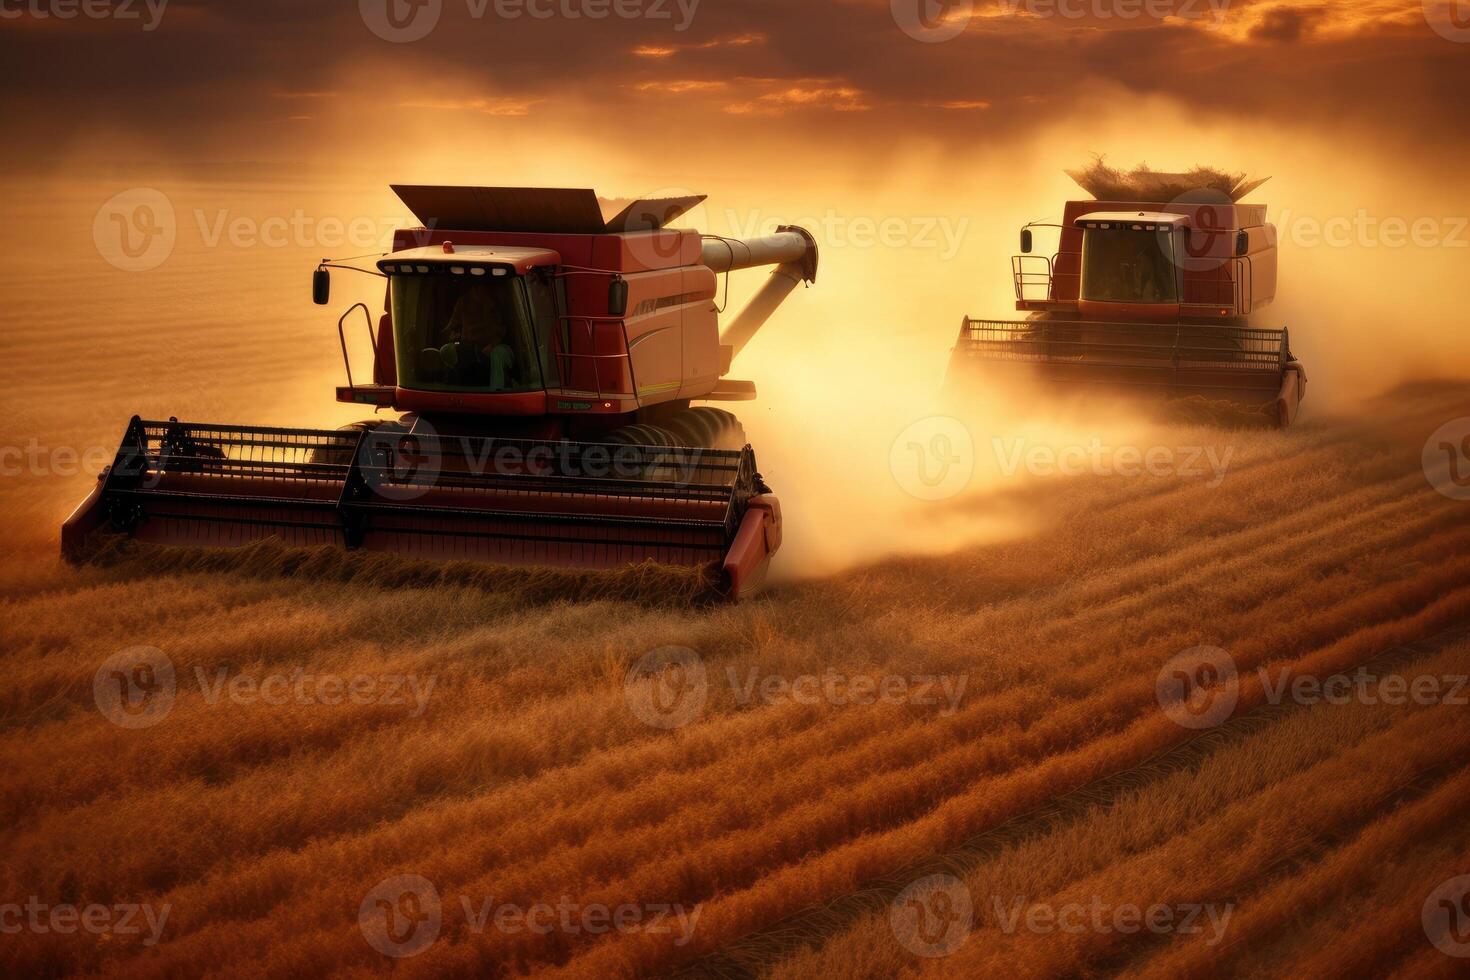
(3, 374), (1469, 977)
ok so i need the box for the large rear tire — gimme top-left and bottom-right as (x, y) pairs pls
(665, 407), (746, 450)
(607, 407), (746, 451)
(604, 423), (676, 449)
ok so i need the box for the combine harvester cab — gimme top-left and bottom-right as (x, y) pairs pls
(63, 186), (817, 600)
(949, 179), (1307, 426)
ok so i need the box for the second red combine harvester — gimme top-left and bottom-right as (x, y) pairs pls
(949, 170), (1307, 426)
(63, 186), (819, 599)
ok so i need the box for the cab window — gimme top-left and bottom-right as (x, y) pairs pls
(391, 271), (545, 393)
(1081, 229), (1179, 305)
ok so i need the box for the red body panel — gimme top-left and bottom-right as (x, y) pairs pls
(1078, 300), (1183, 322)
(1277, 366), (1305, 427)
(373, 314), (395, 385)
(722, 494), (781, 601)
(393, 390), (551, 416)
(60, 476), (108, 558)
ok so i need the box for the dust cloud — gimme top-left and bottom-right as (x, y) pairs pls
(3, 88), (1466, 576)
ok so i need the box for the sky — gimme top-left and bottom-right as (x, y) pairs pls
(2, 0), (1468, 170)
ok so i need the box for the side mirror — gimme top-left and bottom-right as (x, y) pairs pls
(1235, 230), (1250, 257)
(608, 276), (629, 317)
(312, 267), (331, 306)
(1019, 228), (1033, 254)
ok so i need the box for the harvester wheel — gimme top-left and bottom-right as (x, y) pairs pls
(667, 407), (745, 450)
(659, 411), (711, 448)
(605, 423), (676, 449)
(605, 408), (746, 454)
(684, 407), (746, 450)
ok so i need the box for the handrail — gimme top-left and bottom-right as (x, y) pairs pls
(556, 315), (637, 400)
(1012, 252), (1083, 303)
(1012, 254), (1054, 302)
(337, 303), (378, 390)
(1015, 252), (1260, 316)
(1234, 255), (1254, 316)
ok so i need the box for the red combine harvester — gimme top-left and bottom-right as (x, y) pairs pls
(949, 172), (1307, 426)
(62, 186), (819, 599)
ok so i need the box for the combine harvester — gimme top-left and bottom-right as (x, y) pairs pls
(949, 164), (1307, 426)
(62, 186), (819, 599)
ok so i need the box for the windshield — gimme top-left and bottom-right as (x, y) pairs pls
(391, 271), (554, 393)
(1081, 229), (1179, 305)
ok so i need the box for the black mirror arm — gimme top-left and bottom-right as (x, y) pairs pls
(317, 262), (388, 278)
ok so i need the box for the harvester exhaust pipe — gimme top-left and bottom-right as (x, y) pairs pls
(703, 226), (818, 359)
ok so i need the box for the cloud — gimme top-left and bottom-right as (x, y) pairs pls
(632, 30), (767, 57)
(723, 79), (872, 115)
(0, 0), (1465, 165)
(1247, 6), (1323, 42)
(1200, 0), (1425, 42)
(396, 97), (540, 117)
(631, 79), (732, 94)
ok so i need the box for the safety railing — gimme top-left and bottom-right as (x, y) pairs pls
(1180, 256), (1255, 316)
(337, 303), (379, 390)
(1012, 253), (1080, 303)
(1017, 254), (1260, 317)
(1236, 255), (1254, 315)
(556, 315), (637, 401)
(1012, 254), (1053, 302)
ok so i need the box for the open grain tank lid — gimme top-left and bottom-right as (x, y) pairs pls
(391, 185), (707, 234)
